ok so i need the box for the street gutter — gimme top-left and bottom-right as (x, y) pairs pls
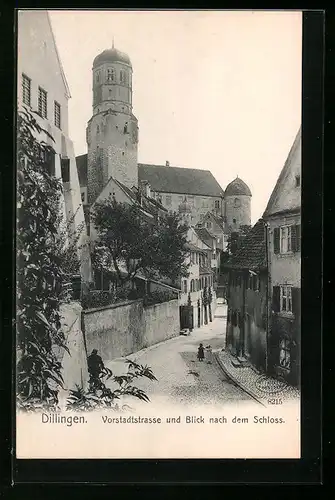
(214, 351), (266, 407)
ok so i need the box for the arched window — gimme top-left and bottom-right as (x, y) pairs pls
(120, 70), (125, 83)
(205, 277), (208, 287)
(190, 279), (194, 292)
(97, 125), (100, 133)
(96, 72), (100, 83)
(234, 198), (241, 208)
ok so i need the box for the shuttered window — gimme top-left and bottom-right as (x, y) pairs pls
(272, 286), (280, 312)
(280, 285), (292, 312)
(61, 158), (70, 183)
(273, 227), (280, 253)
(22, 74), (31, 106)
(38, 87), (47, 118)
(54, 101), (61, 129)
(274, 224), (301, 254)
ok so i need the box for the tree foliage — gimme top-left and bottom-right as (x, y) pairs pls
(91, 196), (190, 288)
(66, 359), (157, 411)
(16, 109), (68, 410)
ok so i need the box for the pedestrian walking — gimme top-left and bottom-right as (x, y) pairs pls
(197, 343), (205, 362)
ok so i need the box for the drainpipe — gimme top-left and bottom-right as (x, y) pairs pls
(265, 221), (271, 374)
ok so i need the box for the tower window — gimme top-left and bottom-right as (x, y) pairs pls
(123, 122), (128, 134)
(233, 218), (236, 224)
(107, 68), (115, 82)
(234, 198), (241, 208)
(122, 152), (125, 156)
(22, 74), (31, 106)
(295, 174), (301, 187)
(54, 101), (61, 129)
(96, 72), (100, 83)
(38, 87), (48, 118)
(97, 125), (100, 133)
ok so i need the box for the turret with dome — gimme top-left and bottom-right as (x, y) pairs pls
(224, 176), (251, 229)
(86, 42), (139, 204)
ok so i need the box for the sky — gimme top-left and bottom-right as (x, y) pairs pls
(49, 10), (302, 224)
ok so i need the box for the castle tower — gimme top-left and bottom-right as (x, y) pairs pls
(224, 177), (251, 229)
(86, 46), (139, 204)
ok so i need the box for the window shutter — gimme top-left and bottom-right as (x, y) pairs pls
(45, 149), (55, 177)
(291, 287), (301, 318)
(291, 224), (297, 252)
(296, 224), (301, 252)
(61, 158), (70, 183)
(272, 286), (280, 312)
(273, 227), (280, 254)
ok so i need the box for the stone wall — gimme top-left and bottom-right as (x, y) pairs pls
(58, 302), (89, 392)
(82, 298), (180, 361)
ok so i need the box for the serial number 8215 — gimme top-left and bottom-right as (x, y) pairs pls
(268, 398), (283, 405)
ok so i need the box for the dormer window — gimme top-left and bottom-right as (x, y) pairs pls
(295, 174), (301, 187)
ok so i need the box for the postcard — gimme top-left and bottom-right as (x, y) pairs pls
(16, 9), (302, 459)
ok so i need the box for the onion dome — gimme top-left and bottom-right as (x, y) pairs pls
(224, 176), (252, 197)
(93, 47), (132, 68)
(178, 196), (192, 214)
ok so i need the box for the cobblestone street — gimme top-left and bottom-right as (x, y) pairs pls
(106, 303), (259, 410)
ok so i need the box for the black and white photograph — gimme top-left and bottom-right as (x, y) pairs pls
(16, 9), (302, 459)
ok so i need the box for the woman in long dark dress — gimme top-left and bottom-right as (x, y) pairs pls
(197, 343), (205, 362)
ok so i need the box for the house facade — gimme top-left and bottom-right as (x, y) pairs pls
(224, 219), (268, 372)
(263, 128), (301, 387)
(178, 227), (216, 329)
(17, 10), (92, 287)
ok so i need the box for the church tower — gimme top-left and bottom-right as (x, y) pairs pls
(86, 46), (139, 204)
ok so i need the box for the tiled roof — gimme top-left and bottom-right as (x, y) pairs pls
(224, 219), (267, 270)
(185, 242), (206, 253)
(263, 127), (301, 218)
(194, 227), (216, 243)
(138, 163), (224, 197)
(76, 153), (88, 187)
(224, 177), (252, 197)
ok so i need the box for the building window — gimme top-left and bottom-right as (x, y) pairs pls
(206, 222), (212, 230)
(61, 158), (70, 183)
(96, 72), (100, 83)
(279, 338), (291, 370)
(274, 225), (300, 254)
(190, 279), (195, 292)
(120, 70), (126, 84)
(166, 195), (172, 206)
(295, 174), (301, 187)
(214, 200), (220, 209)
(54, 101), (61, 129)
(182, 280), (188, 293)
(234, 198), (241, 208)
(233, 218), (237, 224)
(22, 74), (31, 106)
(280, 285), (292, 313)
(280, 226), (292, 253)
(38, 87), (48, 118)
(107, 68), (115, 82)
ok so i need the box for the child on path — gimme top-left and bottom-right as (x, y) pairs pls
(197, 343), (205, 362)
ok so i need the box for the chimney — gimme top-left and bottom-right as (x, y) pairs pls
(166, 160), (170, 166)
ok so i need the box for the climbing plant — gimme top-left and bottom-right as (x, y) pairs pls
(16, 108), (68, 411)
